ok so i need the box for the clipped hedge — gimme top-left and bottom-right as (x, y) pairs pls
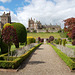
(49, 43), (75, 70)
(0, 43), (42, 69)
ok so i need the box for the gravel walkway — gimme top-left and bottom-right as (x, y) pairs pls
(0, 44), (75, 75)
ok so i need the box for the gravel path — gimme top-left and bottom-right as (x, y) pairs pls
(0, 44), (75, 75)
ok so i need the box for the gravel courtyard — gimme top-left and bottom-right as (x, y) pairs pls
(0, 44), (75, 75)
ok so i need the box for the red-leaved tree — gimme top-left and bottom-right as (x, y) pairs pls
(2, 26), (19, 60)
(64, 17), (75, 37)
(71, 27), (75, 45)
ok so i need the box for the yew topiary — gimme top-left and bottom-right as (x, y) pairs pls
(11, 23), (27, 43)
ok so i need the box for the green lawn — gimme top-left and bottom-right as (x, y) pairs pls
(27, 32), (61, 38)
(11, 44), (25, 51)
(59, 32), (67, 38)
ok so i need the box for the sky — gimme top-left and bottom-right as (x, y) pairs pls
(0, 0), (75, 28)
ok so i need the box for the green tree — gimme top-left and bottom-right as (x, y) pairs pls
(11, 23), (27, 44)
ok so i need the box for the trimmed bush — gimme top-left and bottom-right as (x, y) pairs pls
(3, 23), (11, 29)
(58, 38), (62, 45)
(63, 39), (67, 46)
(27, 37), (36, 45)
(49, 36), (54, 41)
(54, 39), (59, 44)
(11, 23), (27, 43)
(49, 43), (75, 70)
(1, 38), (8, 54)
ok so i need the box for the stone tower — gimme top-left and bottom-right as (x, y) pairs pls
(0, 11), (11, 30)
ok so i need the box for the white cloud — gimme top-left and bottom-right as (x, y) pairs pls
(0, 6), (9, 10)
(0, 0), (11, 3)
(15, 0), (75, 28)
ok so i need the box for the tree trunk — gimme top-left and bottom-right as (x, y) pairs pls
(7, 45), (10, 61)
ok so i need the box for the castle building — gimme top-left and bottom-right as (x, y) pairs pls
(28, 18), (42, 32)
(0, 11), (11, 30)
(28, 18), (61, 32)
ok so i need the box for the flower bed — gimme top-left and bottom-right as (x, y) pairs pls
(0, 43), (42, 69)
(49, 43), (75, 70)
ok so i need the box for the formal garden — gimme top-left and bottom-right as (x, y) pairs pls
(0, 23), (42, 69)
(0, 18), (75, 72)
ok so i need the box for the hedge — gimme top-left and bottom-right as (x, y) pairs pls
(0, 43), (42, 69)
(49, 43), (75, 70)
(27, 37), (36, 45)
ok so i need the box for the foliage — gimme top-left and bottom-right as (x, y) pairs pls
(72, 41), (75, 45)
(27, 37), (36, 45)
(58, 38), (62, 45)
(1, 40), (8, 54)
(68, 37), (72, 42)
(38, 37), (41, 42)
(2, 26), (19, 60)
(11, 23), (27, 43)
(64, 17), (75, 37)
(40, 38), (44, 43)
(0, 43), (41, 69)
(63, 39), (66, 46)
(54, 39), (59, 44)
(49, 36), (54, 41)
(49, 43), (75, 70)
(3, 23), (11, 29)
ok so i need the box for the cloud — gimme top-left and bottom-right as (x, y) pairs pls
(0, 0), (11, 3)
(0, 6), (9, 10)
(15, 0), (75, 28)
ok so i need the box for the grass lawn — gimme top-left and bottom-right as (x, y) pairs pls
(11, 44), (25, 51)
(27, 32), (61, 38)
(59, 32), (67, 38)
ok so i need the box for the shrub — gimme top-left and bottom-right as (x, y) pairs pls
(63, 39), (66, 46)
(3, 23), (11, 29)
(68, 37), (72, 42)
(72, 41), (75, 45)
(40, 38), (44, 43)
(49, 36), (54, 41)
(27, 37), (36, 45)
(54, 39), (59, 44)
(1, 40), (8, 54)
(11, 23), (27, 43)
(0, 38), (1, 48)
(58, 38), (62, 45)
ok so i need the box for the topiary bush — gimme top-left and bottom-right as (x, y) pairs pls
(1, 40), (8, 54)
(63, 39), (66, 46)
(54, 39), (59, 44)
(11, 23), (27, 44)
(58, 38), (62, 45)
(27, 37), (36, 45)
(49, 36), (54, 41)
(3, 23), (11, 29)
